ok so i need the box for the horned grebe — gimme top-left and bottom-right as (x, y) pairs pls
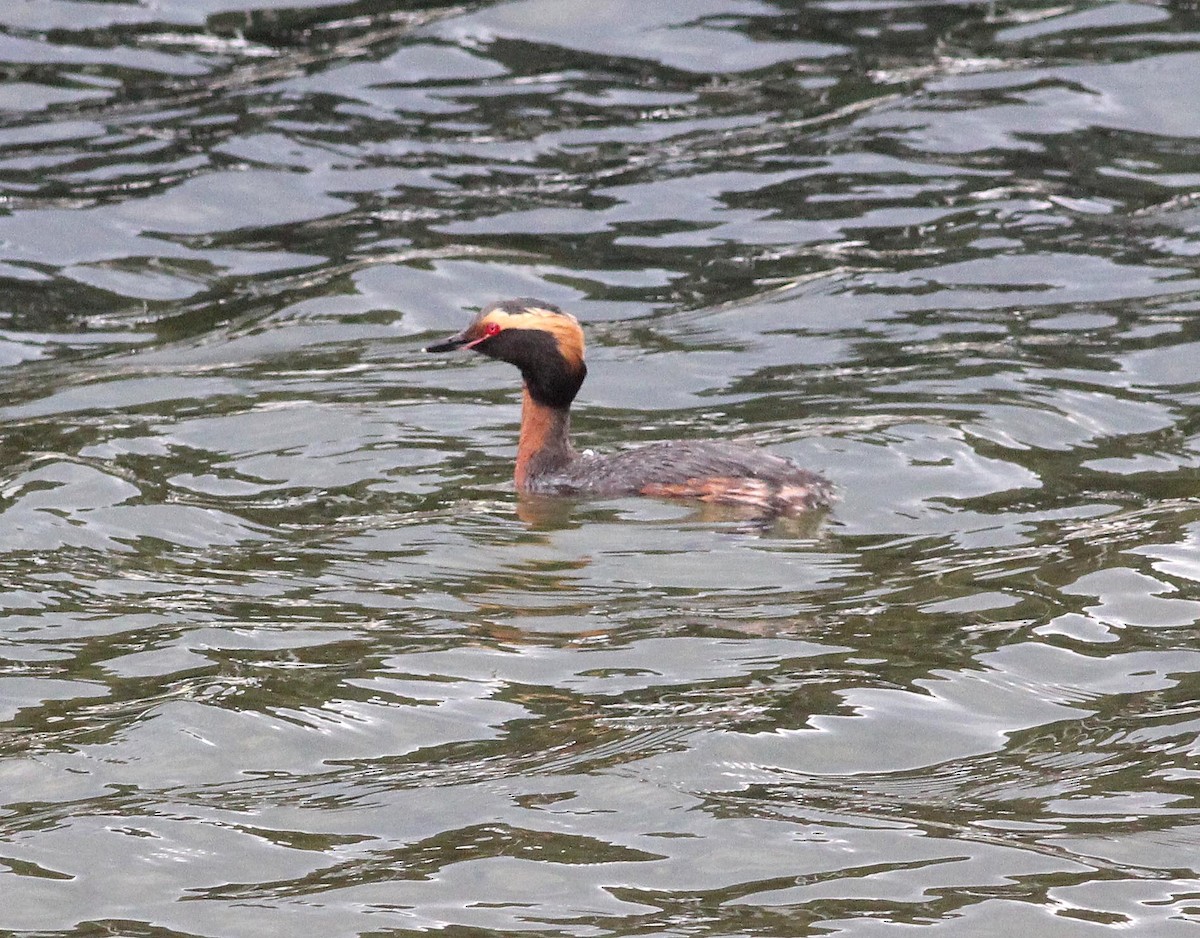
(426, 298), (833, 513)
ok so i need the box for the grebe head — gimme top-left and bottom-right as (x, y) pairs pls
(426, 298), (587, 408)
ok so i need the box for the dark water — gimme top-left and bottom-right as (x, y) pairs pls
(3, 1), (1200, 935)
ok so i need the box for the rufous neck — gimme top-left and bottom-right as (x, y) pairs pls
(515, 387), (575, 490)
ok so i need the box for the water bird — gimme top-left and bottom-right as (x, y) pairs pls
(426, 299), (833, 513)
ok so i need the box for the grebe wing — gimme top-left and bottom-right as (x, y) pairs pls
(557, 440), (832, 510)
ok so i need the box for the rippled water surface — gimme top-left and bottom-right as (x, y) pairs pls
(3, 1), (1200, 935)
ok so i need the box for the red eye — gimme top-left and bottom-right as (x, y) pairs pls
(484, 322), (501, 337)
